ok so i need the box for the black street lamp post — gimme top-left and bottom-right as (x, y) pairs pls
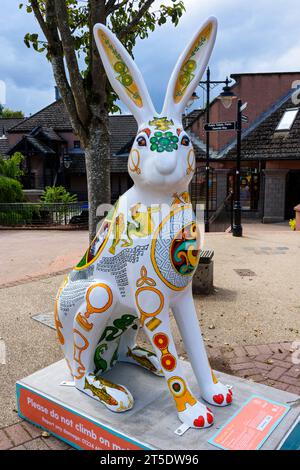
(232, 99), (244, 237)
(205, 67), (211, 234)
(200, 72), (246, 237)
(200, 68), (236, 233)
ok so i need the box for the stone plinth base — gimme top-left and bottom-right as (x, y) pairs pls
(17, 360), (300, 450)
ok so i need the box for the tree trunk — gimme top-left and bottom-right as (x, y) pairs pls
(84, 112), (111, 242)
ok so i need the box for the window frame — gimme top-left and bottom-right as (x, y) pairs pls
(275, 108), (299, 132)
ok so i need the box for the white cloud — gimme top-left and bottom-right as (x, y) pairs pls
(1, 0), (300, 114)
(5, 79), (54, 116)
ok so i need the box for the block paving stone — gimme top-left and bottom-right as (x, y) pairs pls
(1, 341), (299, 450)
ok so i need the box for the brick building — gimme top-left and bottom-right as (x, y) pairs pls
(2, 99), (138, 202)
(187, 72), (300, 222)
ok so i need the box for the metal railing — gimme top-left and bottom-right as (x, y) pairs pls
(191, 168), (217, 212)
(209, 192), (233, 233)
(0, 202), (89, 228)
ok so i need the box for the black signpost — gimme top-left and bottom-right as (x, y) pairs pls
(204, 103), (248, 238)
(204, 121), (236, 132)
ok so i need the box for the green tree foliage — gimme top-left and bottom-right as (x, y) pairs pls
(0, 176), (24, 203)
(0, 104), (24, 118)
(41, 185), (78, 203)
(0, 152), (24, 180)
(0, 153), (25, 203)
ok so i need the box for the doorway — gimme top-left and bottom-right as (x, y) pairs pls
(285, 170), (300, 220)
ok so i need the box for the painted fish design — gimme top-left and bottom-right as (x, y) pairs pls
(84, 378), (118, 406)
(127, 347), (158, 373)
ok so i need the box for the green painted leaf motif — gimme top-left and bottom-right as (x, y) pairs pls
(110, 346), (119, 368)
(94, 344), (108, 373)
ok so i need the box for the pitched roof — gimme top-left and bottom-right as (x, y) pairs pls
(7, 135), (56, 156)
(32, 126), (66, 142)
(8, 99), (138, 157)
(67, 153), (128, 174)
(109, 115), (137, 155)
(8, 100), (72, 133)
(225, 92), (300, 160)
(0, 117), (26, 134)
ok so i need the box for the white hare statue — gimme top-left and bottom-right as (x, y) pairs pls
(54, 17), (233, 430)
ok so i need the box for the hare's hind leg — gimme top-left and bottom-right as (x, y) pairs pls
(72, 281), (134, 412)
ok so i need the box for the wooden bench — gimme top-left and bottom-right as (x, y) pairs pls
(193, 249), (214, 295)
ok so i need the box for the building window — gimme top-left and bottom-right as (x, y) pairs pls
(276, 108), (299, 131)
(74, 140), (81, 149)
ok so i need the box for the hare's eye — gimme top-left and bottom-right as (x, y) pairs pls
(181, 136), (190, 146)
(137, 136), (147, 147)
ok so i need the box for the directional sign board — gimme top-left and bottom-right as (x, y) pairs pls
(204, 121), (236, 132)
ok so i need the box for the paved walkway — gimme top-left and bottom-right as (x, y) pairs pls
(0, 230), (88, 287)
(0, 421), (71, 450)
(212, 341), (300, 395)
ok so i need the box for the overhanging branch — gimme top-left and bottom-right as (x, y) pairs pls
(43, 0), (87, 140)
(118, 0), (155, 39)
(53, 0), (91, 127)
(106, 0), (128, 16)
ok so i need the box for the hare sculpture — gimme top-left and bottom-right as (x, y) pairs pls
(54, 17), (233, 429)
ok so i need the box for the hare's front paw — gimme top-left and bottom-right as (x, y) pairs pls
(178, 401), (214, 429)
(202, 382), (233, 407)
(79, 374), (134, 412)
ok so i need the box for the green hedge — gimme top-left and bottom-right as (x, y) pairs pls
(0, 205), (41, 226)
(0, 175), (24, 203)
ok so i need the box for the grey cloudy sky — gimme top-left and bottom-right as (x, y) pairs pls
(0, 0), (300, 116)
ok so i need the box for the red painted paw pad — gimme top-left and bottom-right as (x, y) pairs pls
(207, 412), (214, 425)
(228, 389), (233, 396)
(213, 394), (224, 405)
(226, 392), (232, 404)
(193, 416), (205, 428)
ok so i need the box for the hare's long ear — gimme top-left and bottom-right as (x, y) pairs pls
(162, 17), (217, 122)
(93, 24), (155, 125)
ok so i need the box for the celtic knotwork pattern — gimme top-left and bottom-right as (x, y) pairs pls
(171, 223), (199, 276)
(151, 205), (200, 290)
